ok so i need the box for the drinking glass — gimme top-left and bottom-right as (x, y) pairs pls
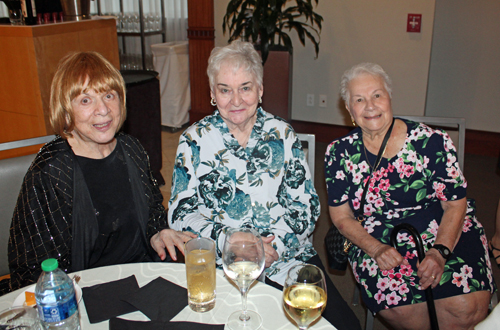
(283, 264), (327, 330)
(185, 237), (216, 312)
(154, 13), (161, 31)
(222, 228), (265, 330)
(0, 307), (42, 329)
(122, 13), (131, 32)
(132, 12), (139, 32)
(8, 8), (24, 25)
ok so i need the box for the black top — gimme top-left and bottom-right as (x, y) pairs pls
(76, 144), (150, 267)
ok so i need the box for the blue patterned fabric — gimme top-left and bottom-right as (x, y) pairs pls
(168, 108), (319, 285)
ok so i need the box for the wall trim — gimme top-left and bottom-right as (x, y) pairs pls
(290, 120), (500, 158)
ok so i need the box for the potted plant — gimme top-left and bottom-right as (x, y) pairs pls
(222, 0), (323, 64)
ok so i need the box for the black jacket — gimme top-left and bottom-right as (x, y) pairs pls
(7, 133), (167, 291)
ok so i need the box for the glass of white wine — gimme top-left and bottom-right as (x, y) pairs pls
(222, 227), (265, 330)
(283, 264), (327, 330)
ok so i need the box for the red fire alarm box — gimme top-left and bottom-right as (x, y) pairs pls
(407, 14), (422, 33)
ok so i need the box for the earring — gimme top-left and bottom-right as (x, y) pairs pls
(210, 98), (217, 106)
(351, 117), (356, 126)
(259, 96), (262, 104)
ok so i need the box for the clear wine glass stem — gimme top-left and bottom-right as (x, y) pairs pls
(239, 287), (250, 321)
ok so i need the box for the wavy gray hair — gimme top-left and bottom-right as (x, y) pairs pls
(207, 40), (263, 92)
(340, 63), (392, 108)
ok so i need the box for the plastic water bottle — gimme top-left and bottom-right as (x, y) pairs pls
(35, 259), (80, 330)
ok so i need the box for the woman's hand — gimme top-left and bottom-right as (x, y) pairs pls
(414, 198), (465, 290)
(371, 243), (409, 271)
(150, 229), (198, 261)
(417, 248), (446, 290)
(261, 235), (279, 268)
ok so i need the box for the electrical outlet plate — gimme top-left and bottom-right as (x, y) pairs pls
(307, 94), (314, 107)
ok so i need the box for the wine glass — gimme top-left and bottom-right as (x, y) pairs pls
(283, 264), (327, 330)
(222, 228), (265, 330)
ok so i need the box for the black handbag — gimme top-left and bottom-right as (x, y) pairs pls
(324, 224), (349, 271)
(325, 119), (395, 270)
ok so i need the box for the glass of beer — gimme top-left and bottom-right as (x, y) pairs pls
(185, 237), (216, 312)
(283, 264), (327, 330)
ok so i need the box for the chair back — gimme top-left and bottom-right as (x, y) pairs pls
(0, 135), (55, 276)
(398, 116), (465, 170)
(296, 133), (316, 182)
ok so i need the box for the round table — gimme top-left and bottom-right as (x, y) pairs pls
(0, 262), (336, 330)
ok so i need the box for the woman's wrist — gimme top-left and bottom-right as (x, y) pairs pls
(427, 243), (452, 260)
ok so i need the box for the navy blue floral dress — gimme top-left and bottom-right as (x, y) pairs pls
(325, 118), (495, 313)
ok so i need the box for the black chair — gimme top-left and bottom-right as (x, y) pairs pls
(120, 70), (165, 186)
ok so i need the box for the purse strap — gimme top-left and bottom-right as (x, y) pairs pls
(356, 118), (395, 221)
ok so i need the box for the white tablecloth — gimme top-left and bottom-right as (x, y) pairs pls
(151, 41), (190, 128)
(0, 262), (336, 330)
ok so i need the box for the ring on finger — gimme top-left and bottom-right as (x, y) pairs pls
(431, 275), (436, 279)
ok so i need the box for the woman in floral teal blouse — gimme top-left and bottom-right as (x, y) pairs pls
(168, 41), (360, 330)
(325, 62), (495, 329)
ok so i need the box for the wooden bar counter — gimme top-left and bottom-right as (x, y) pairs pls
(0, 18), (119, 159)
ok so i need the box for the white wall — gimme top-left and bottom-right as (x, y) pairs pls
(214, 0), (436, 126)
(425, 0), (500, 133)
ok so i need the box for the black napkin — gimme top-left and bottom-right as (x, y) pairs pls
(109, 318), (225, 330)
(123, 277), (188, 322)
(82, 275), (140, 323)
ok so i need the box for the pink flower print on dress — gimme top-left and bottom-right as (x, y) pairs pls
(446, 166), (460, 180)
(389, 278), (402, 291)
(373, 170), (384, 181)
(374, 290), (386, 304)
(461, 265), (473, 279)
(386, 291), (402, 306)
(446, 153), (457, 167)
(402, 165), (415, 178)
(462, 217), (473, 233)
(358, 161), (369, 173)
(368, 263), (378, 277)
(433, 182), (447, 201)
(361, 259), (370, 272)
(399, 264), (413, 277)
(452, 272), (465, 288)
(335, 170), (346, 180)
(378, 179), (390, 191)
(398, 283), (410, 296)
(377, 277), (390, 292)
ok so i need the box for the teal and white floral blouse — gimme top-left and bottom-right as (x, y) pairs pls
(168, 108), (320, 284)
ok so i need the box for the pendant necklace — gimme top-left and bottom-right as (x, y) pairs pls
(363, 137), (389, 173)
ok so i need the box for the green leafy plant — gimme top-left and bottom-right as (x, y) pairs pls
(223, 0), (323, 64)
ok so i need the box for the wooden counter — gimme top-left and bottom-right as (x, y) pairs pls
(0, 18), (119, 158)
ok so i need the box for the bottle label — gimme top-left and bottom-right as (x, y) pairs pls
(38, 295), (78, 323)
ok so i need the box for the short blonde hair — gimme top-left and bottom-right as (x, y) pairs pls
(49, 52), (126, 138)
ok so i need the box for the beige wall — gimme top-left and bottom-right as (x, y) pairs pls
(426, 0), (500, 133)
(214, 0), (435, 126)
(215, 1), (500, 133)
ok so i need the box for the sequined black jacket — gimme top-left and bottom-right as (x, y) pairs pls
(7, 133), (167, 291)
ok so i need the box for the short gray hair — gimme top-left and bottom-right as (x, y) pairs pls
(207, 40), (263, 91)
(340, 63), (392, 107)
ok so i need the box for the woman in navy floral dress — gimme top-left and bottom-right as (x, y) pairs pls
(325, 63), (495, 329)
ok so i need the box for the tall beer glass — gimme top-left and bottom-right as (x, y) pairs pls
(185, 237), (216, 312)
